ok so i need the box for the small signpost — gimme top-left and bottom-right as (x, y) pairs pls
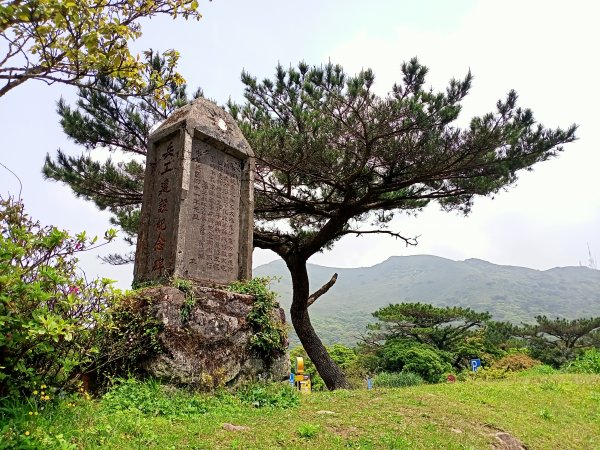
(470, 358), (482, 372)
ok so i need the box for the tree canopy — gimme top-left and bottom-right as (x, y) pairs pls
(522, 315), (600, 367)
(0, 0), (201, 99)
(45, 59), (577, 389)
(369, 302), (491, 351)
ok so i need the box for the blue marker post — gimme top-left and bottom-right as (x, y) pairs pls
(470, 358), (482, 372)
(289, 372), (295, 388)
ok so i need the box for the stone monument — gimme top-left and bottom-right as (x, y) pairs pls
(131, 98), (288, 387)
(134, 98), (254, 286)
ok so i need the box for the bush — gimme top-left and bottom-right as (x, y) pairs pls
(564, 349), (600, 374)
(381, 341), (452, 383)
(373, 371), (423, 388)
(463, 367), (511, 381)
(492, 353), (542, 372)
(90, 292), (164, 385)
(0, 197), (118, 396)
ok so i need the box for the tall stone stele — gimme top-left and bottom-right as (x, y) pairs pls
(134, 98), (254, 285)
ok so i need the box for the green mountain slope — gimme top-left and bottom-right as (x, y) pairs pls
(254, 255), (600, 346)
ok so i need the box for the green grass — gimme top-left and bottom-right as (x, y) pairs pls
(2, 374), (599, 449)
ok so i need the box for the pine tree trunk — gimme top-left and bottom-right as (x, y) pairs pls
(286, 257), (350, 390)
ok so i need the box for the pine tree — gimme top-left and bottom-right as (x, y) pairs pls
(45, 59), (577, 389)
(43, 52), (202, 264)
(522, 316), (600, 367)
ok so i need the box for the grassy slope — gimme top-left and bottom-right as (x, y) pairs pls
(9, 374), (600, 449)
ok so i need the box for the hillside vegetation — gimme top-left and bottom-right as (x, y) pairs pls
(255, 256), (600, 345)
(2, 374), (598, 449)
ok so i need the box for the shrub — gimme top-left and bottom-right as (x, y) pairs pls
(464, 367), (511, 381)
(90, 292), (163, 385)
(373, 371), (424, 388)
(492, 353), (542, 372)
(564, 349), (600, 374)
(0, 197), (117, 396)
(228, 277), (287, 359)
(381, 341), (452, 383)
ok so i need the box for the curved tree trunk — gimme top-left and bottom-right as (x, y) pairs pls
(286, 256), (350, 390)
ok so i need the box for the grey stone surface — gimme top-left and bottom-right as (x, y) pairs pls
(134, 98), (254, 286)
(140, 286), (289, 388)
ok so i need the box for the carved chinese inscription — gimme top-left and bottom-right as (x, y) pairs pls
(145, 139), (178, 278)
(133, 97), (254, 286)
(183, 141), (242, 283)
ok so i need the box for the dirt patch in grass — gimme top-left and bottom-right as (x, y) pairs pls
(326, 425), (360, 439)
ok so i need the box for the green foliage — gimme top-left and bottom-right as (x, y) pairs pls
(101, 378), (210, 417)
(463, 367), (512, 381)
(43, 55), (203, 264)
(379, 341), (453, 383)
(523, 315), (600, 368)
(0, 0), (201, 99)
(297, 423), (320, 439)
(373, 371), (424, 388)
(91, 291), (163, 383)
(518, 364), (558, 376)
(234, 382), (299, 409)
(371, 302), (491, 352)
(565, 349), (600, 374)
(0, 196), (118, 396)
(171, 278), (196, 322)
(227, 277), (287, 360)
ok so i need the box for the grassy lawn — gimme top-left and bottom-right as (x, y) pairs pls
(2, 373), (599, 449)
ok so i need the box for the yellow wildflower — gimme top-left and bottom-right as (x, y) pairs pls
(34, 412), (39, 416)
(24, 431), (30, 436)
(28, 411), (33, 416)
(40, 384), (46, 389)
(32, 390), (38, 395)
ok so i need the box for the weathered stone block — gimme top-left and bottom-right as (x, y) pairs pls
(139, 286), (289, 388)
(134, 98), (254, 286)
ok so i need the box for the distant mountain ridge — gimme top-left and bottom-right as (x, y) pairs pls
(254, 255), (600, 346)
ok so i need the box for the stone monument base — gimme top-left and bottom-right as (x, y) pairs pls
(138, 285), (289, 388)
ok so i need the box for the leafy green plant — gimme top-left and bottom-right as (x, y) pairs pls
(228, 277), (287, 359)
(297, 423), (320, 439)
(101, 378), (210, 417)
(373, 371), (424, 388)
(234, 382), (299, 409)
(171, 277), (196, 322)
(0, 196), (118, 396)
(92, 292), (163, 383)
(564, 348), (600, 374)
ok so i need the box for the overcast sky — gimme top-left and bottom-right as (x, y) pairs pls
(1, 0), (599, 288)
